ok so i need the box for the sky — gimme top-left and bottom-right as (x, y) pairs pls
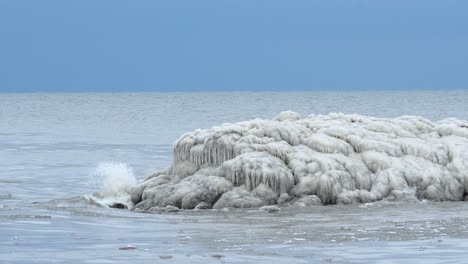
(0, 1), (467, 92)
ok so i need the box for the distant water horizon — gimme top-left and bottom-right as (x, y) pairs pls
(2, 88), (467, 94)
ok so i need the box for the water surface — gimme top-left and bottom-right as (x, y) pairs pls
(1, 91), (468, 263)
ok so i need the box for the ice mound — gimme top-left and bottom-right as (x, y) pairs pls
(131, 112), (468, 211)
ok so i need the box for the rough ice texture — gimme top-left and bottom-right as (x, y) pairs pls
(131, 112), (468, 211)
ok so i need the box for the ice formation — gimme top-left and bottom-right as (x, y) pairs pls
(130, 112), (468, 211)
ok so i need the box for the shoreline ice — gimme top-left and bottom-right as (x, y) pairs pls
(117, 111), (468, 211)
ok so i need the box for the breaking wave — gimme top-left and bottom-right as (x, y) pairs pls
(84, 162), (137, 209)
(124, 112), (467, 211)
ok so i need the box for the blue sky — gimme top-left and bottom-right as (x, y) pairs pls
(0, 1), (467, 92)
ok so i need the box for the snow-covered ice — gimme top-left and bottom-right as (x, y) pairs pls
(130, 111), (468, 211)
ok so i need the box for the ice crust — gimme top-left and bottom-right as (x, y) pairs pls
(131, 112), (468, 211)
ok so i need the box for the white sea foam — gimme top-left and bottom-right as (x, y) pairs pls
(130, 112), (468, 211)
(85, 162), (137, 209)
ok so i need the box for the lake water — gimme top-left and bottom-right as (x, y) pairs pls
(1, 91), (468, 263)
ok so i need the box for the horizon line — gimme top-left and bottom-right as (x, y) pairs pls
(1, 87), (467, 94)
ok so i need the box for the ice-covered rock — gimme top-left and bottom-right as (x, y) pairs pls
(293, 195), (323, 207)
(213, 187), (265, 209)
(277, 193), (291, 204)
(130, 112), (468, 211)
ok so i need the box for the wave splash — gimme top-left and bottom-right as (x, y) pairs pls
(128, 112), (468, 211)
(84, 162), (137, 209)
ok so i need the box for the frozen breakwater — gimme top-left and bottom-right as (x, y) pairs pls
(123, 112), (468, 211)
